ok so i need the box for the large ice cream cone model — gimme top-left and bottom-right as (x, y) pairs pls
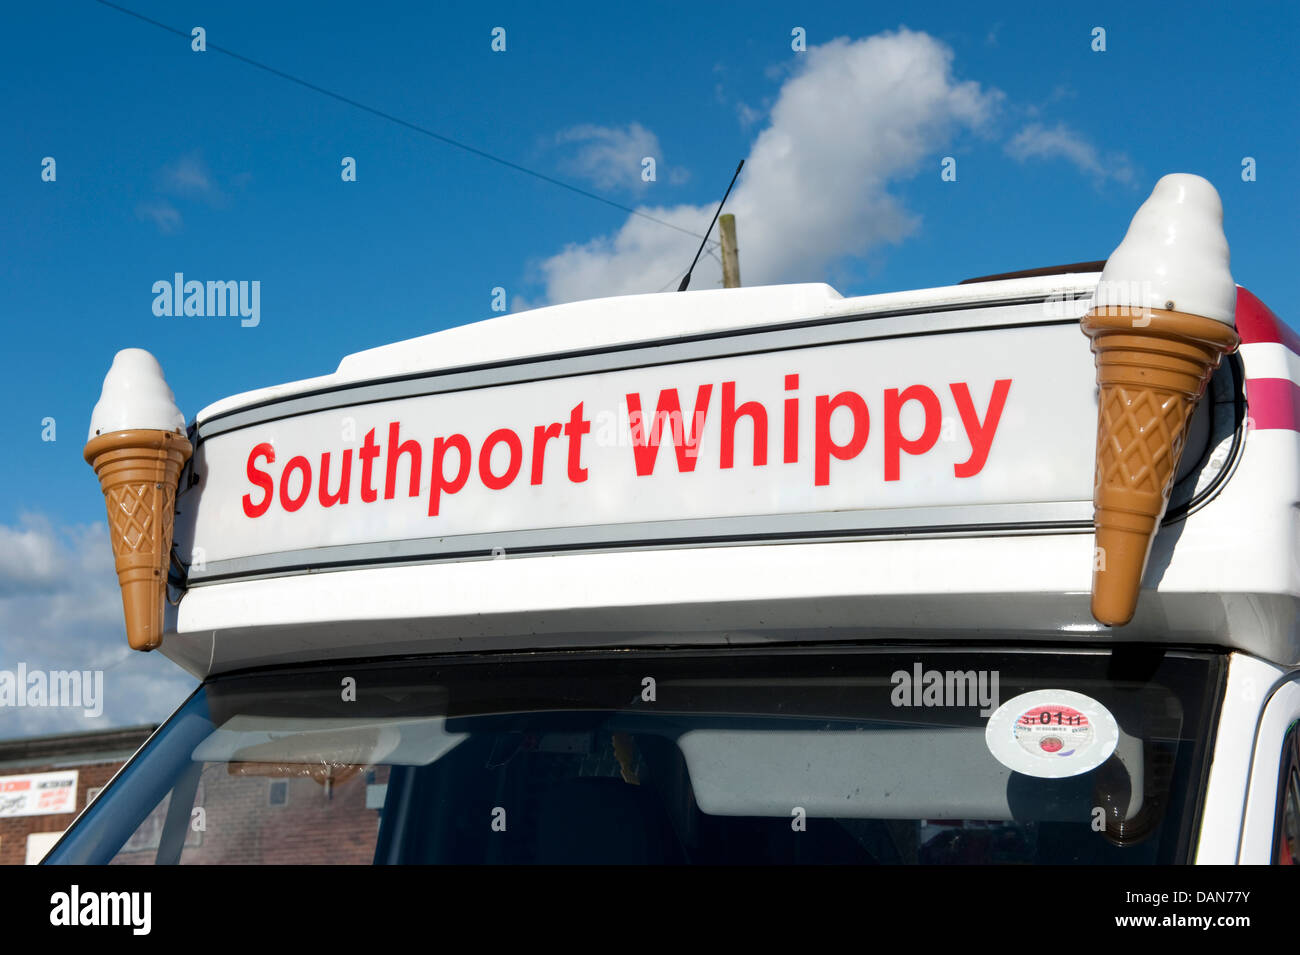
(1084, 175), (1240, 626)
(1083, 307), (1237, 625)
(84, 350), (191, 651)
(84, 429), (192, 650)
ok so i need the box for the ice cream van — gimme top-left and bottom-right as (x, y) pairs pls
(44, 175), (1300, 865)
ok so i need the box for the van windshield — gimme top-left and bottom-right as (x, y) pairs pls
(45, 646), (1223, 865)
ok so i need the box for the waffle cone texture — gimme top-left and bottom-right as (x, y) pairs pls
(84, 429), (192, 651)
(1081, 307), (1239, 626)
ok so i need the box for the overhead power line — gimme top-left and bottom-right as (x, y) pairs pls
(90, 0), (716, 242)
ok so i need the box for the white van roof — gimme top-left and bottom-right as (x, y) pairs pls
(195, 274), (1102, 423)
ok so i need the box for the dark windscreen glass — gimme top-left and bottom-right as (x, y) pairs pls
(45, 646), (1223, 864)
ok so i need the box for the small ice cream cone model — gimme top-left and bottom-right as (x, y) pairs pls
(83, 350), (191, 651)
(1082, 175), (1240, 626)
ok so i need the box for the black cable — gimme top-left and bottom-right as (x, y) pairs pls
(90, 0), (713, 241)
(677, 159), (743, 291)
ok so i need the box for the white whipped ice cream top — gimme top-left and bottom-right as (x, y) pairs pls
(1095, 173), (1236, 326)
(88, 348), (187, 440)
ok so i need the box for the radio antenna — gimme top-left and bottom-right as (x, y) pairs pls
(677, 159), (744, 292)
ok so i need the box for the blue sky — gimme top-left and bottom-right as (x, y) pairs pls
(1, 0), (1297, 733)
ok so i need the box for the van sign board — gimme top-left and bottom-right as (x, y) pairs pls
(182, 320), (1099, 575)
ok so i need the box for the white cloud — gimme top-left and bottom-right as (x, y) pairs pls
(161, 154), (221, 201)
(528, 203), (725, 304)
(1005, 121), (1135, 184)
(529, 29), (1001, 304)
(135, 199), (182, 234)
(0, 518), (66, 597)
(0, 515), (197, 739)
(555, 122), (668, 192)
(136, 154), (234, 232)
(736, 101), (763, 127)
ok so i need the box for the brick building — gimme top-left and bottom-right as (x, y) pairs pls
(0, 724), (155, 865)
(110, 763), (389, 865)
(0, 725), (388, 864)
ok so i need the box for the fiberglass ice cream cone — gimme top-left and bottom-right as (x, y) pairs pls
(84, 349), (192, 651)
(1082, 174), (1239, 626)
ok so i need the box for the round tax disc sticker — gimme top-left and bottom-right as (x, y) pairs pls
(984, 689), (1119, 778)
